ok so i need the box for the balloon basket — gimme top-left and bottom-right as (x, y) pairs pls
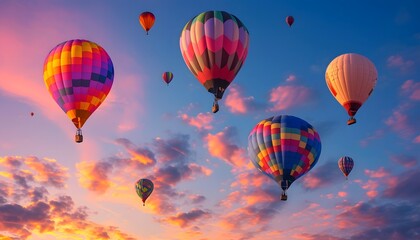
(281, 193), (288, 201)
(347, 118), (356, 125)
(75, 129), (83, 143)
(212, 100), (219, 113)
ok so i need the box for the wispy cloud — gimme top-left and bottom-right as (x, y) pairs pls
(163, 209), (211, 228)
(385, 108), (416, 138)
(401, 80), (420, 101)
(179, 112), (214, 130)
(204, 127), (251, 169)
(360, 129), (385, 147)
(383, 169), (420, 201)
(224, 84), (262, 114)
(301, 161), (343, 190)
(390, 154), (417, 168)
(285, 74), (297, 82)
(387, 55), (414, 72)
(268, 85), (313, 112)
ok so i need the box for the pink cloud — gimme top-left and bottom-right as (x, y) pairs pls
(217, 191), (242, 209)
(338, 191), (348, 198)
(390, 155), (417, 168)
(361, 180), (379, 199)
(286, 74), (297, 82)
(387, 55), (414, 71)
(224, 84), (257, 114)
(204, 127), (250, 169)
(230, 172), (268, 189)
(414, 135), (420, 143)
(385, 109), (415, 138)
(360, 129), (385, 147)
(268, 85), (312, 112)
(179, 112), (214, 130)
(400, 80), (420, 101)
(364, 167), (390, 178)
(188, 163), (213, 177)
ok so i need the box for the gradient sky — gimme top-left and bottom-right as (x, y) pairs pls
(0, 1), (419, 239)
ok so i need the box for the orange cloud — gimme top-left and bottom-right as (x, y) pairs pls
(179, 112), (214, 130)
(230, 172), (268, 189)
(205, 127), (249, 169)
(0, 156), (68, 189)
(217, 191), (242, 209)
(338, 191), (348, 198)
(76, 161), (113, 194)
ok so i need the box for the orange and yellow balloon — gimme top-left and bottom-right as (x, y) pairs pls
(139, 12), (155, 35)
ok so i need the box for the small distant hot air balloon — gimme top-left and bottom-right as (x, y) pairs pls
(325, 53), (378, 125)
(248, 115), (322, 201)
(180, 10), (249, 113)
(286, 16), (294, 27)
(43, 39), (114, 143)
(139, 12), (155, 35)
(135, 178), (154, 206)
(162, 71), (173, 85)
(338, 156), (354, 180)
(30, 112), (34, 117)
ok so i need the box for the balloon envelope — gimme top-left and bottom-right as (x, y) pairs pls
(248, 115), (322, 200)
(180, 10), (249, 111)
(338, 156), (354, 179)
(135, 178), (154, 206)
(325, 53), (377, 125)
(139, 12), (155, 34)
(162, 71), (173, 85)
(43, 39), (114, 133)
(286, 16), (294, 27)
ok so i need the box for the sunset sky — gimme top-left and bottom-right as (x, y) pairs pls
(0, 1), (419, 239)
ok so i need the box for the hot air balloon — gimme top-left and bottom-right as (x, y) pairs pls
(43, 39), (114, 143)
(180, 10), (250, 113)
(135, 178), (154, 206)
(325, 53), (378, 125)
(286, 16), (294, 27)
(248, 115), (322, 201)
(162, 71), (173, 85)
(139, 12), (155, 35)
(338, 156), (354, 180)
(30, 112), (34, 117)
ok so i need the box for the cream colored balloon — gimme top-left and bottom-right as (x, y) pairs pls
(325, 53), (378, 125)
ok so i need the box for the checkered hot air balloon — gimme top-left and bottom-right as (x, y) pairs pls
(248, 115), (322, 201)
(180, 10), (249, 113)
(43, 39), (114, 143)
(135, 178), (154, 206)
(338, 156), (354, 180)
